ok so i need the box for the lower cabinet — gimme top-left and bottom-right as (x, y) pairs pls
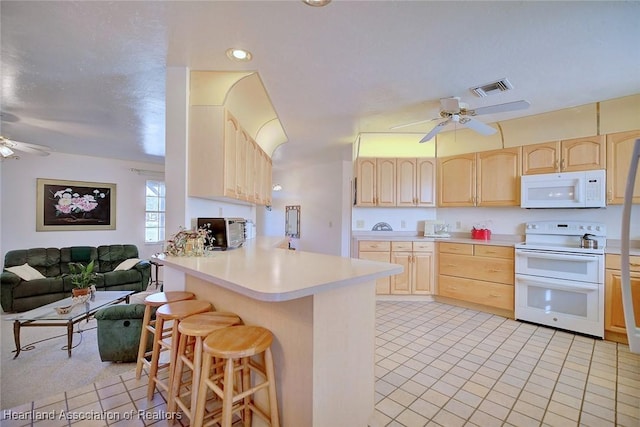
(358, 241), (391, 295)
(437, 242), (514, 312)
(358, 240), (434, 295)
(390, 241), (434, 295)
(605, 254), (640, 344)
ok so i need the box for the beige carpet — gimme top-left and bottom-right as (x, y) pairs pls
(0, 312), (137, 410)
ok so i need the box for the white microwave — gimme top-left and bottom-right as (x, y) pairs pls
(521, 169), (606, 208)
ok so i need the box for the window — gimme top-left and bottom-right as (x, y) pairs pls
(145, 180), (165, 243)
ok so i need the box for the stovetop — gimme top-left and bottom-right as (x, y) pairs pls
(517, 220), (607, 255)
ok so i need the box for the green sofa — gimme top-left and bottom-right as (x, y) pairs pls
(1, 244), (150, 312)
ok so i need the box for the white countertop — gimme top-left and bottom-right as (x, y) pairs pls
(152, 237), (403, 302)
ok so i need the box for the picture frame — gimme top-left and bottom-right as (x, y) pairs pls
(36, 178), (116, 231)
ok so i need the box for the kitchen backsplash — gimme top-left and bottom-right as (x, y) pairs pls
(352, 205), (640, 239)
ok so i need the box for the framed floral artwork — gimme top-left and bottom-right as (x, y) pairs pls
(36, 178), (116, 231)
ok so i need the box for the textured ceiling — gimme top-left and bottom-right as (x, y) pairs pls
(1, 1), (640, 169)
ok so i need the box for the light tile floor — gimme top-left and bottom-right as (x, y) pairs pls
(2, 301), (639, 426)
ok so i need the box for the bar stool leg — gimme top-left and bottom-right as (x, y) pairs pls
(147, 316), (165, 400)
(193, 353), (213, 427)
(135, 304), (153, 379)
(265, 348), (280, 427)
(168, 331), (189, 413)
(222, 357), (235, 427)
(242, 358), (252, 427)
(190, 336), (204, 414)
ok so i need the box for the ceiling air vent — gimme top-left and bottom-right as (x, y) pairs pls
(470, 78), (513, 97)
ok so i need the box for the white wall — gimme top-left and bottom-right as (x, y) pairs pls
(352, 205), (640, 241)
(0, 152), (165, 265)
(260, 159), (347, 256)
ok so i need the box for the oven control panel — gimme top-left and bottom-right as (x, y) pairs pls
(524, 221), (606, 237)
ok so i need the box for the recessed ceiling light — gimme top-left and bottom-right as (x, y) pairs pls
(302, 0), (331, 7)
(226, 48), (252, 62)
(272, 184), (283, 192)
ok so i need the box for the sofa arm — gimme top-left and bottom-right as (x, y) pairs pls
(0, 272), (21, 312)
(95, 303), (147, 320)
(133, 259), (151, 289)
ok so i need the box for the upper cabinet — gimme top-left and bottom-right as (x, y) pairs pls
(190, 108), (272, 206)
(438, 147), (521, 207)
(606, 130), (640, 205)
(355, 157), (435, 207)
(522, 135), (605, 175)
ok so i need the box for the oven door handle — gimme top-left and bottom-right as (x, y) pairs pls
(516, 275), (600, 292)
(516, 250), (600, 262)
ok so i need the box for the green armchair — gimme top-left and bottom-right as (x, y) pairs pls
(94, 303), (154, 363)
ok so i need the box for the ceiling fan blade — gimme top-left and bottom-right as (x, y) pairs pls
(440, 97), (461, 113)
(1, 136), (51, 156)
(420, 118), (451, 143)
(390, 117), (439, 130)
(469, 100), (530, 116)
(460, 117), (497, 136)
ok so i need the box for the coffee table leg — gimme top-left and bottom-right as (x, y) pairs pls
(67, 322), (73, 357)
(13, 320), (21, 359)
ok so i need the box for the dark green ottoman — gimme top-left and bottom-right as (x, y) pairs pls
(94, 304), (154, 363)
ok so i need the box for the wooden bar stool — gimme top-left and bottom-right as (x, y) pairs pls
(193, 325), (280, 427)
(147, 299), (213, 400)
(168, 311), (243, 422)
(135, 291), (196, 380)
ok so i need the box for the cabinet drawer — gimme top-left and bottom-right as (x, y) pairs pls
(358, 241), (390, 252)
(438, 242), (473, 255)
(474, 245), (514, 260)
(413, 241), (434, 252)
(392, 241), (413, 252)
(439, 253), (514, 285)
(438, 275), (514, 310)
(606, 254), (640, 271)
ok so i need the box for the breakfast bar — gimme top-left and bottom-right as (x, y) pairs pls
(153, 237), (402, 427)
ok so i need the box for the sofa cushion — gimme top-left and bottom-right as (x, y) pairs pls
(114, 258), (141, 271)
(96, 245), (139, 273)
(4, 248), (62, 277)
(13, 276), (64, 298)
(5, 263), (46, 281)
(60, 247), (98, 274)
(70, 246), (93, 263)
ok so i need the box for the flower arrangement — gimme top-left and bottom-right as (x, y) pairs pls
(164, 225), (210, 256)
(52, 187), (108, 217)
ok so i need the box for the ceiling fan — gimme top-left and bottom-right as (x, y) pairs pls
(392, 97), (530, 143)
(0, 135), (51, 159)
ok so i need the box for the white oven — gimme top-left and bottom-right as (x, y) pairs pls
(514, 221), (606, 338)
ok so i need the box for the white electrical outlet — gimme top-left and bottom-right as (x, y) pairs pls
(356, 220), (365, 228)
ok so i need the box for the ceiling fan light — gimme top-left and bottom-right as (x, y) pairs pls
(302, 0), (331, 6)
(0, 145), (15, 157)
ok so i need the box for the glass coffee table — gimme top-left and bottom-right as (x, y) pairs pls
(6, 290), (133, 358)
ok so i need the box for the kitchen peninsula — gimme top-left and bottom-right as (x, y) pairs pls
(153, 237), (402, 427)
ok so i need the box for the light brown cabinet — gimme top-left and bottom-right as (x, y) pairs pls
(396, 158), (436, 207)
(355, 158), (396, 206)
(438, 147), (521, 207)
(606, 130), (640, 205)
(189, 109), (272, 205)
(437, 242), (514, 312)
(605, 254), (640, 344)
(358, 241), (391, 295)
(390, 241), (434, 295)
(522, 135), (605, 175)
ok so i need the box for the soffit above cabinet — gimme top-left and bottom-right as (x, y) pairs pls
(190, 71), (288, 157)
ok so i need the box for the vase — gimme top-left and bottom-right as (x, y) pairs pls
(72, 288), (90, 297)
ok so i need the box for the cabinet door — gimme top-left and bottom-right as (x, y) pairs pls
(605, 269), (640, 334)
(561, 135), (606, 172)
(606, 130), (640, 205)
(355, 158), (376, 206)
(437, 154), (475, 207)
(360, 251), (391, 295)
(476, 147), (521, 207)
(396, 158), (417, 206)
(246, 139), (256, 203)
(236, 129), (249, 199)
(224, 113), (240, 198)
(416, 158), (436, 206)
(413, 252), (433, 294)
(376, 158), (396, 206)
(390, 252), (411, 294)
(522, 142), (560, 175)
